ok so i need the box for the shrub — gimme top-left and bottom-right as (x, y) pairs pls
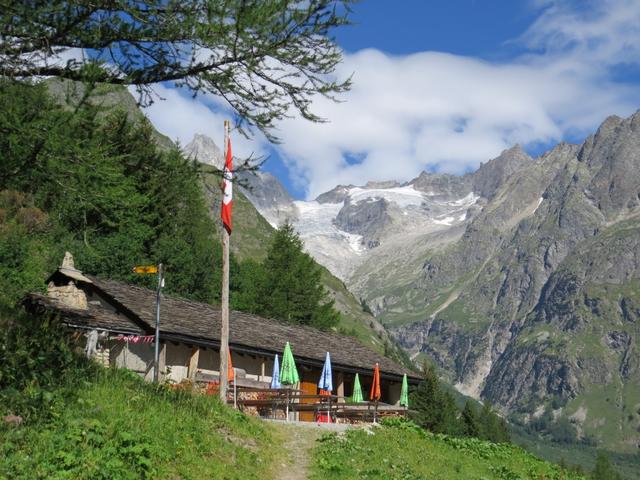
(0, 307), (96, 423)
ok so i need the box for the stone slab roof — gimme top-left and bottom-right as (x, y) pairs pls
(27, 270), (420, 382)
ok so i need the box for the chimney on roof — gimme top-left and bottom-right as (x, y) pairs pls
(47, 251), (88, 310)
(61, 251), (75, 269)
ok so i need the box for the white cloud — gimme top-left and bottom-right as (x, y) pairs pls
(140, 0), (640, 199)
(136, 84), (266, 162)
(522, 0), (640, 67)
(277, 46), (638, 197)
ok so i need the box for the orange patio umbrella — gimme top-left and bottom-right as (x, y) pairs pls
(206, 351), (235, 396)
(369, 363), (381, 401)
(228, 350), (235, 382)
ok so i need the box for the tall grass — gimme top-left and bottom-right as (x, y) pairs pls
(310, 418), (588, 480)
(0, 308), (279, 479)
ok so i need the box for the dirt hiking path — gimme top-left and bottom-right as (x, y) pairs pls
(269, 421), (348, 480)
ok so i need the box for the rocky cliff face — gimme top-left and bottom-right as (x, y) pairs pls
(183, 133), (224, 168)
(234, 170), (297, 228)
(387, 113), (640, 452)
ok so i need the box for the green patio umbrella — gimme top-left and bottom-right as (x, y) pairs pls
(400, 374), (409, 408)
(351, 373), (363, 403)
(279, 341), (299, 385)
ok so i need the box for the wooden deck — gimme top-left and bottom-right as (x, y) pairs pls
(232, 385), (408, 423)
(187, 374), (409, 424)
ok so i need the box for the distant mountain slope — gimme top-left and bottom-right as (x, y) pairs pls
(384, 113), (640, 453)
(221, 111), (640, 454)
(45, 78), (174, 150)
(184, 135), (298, 228)
(184, 134), (403, 358)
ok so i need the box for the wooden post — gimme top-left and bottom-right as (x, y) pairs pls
(158, 342), (167, 381)
(188, 346), (200, 381)
(374, 400), (378, 424)
(219, 120), (230, 403)
(260, 357), (266, 382)
(233, 368), (237, 409)
(337, 372), (345, 403)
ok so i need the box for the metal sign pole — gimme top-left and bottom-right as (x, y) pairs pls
(153, 263), (164, 383)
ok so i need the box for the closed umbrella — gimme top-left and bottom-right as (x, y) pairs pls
(270, 354), (281, 389)
(370, 363), (381, 423)
(318, 352), (333, 395)
(280, 342), (299, 421)
(351, 373), (363, 403)
(369, 363), (381, 401)
(317, 352), (333, 423)
(400, 374), (409, 408)
(228, 351), (235, 382)
(279, 342), (299, 385)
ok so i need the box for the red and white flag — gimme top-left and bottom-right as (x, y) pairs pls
(221, 137), (233, 234)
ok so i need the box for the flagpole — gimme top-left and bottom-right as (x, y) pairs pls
(219, 120), (230, 403)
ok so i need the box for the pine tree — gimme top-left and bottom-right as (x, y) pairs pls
(410, 363), (461, 435)
(592, 452), (623, 480)
(0, 80), (223, 305)
(461, 401), (480, 437)
(249, 222), (340, 329)
(232, 259), (265, 313)
(478, 401), (511, 443)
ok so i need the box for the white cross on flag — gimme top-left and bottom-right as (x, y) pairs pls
(221, 137), (233, 234)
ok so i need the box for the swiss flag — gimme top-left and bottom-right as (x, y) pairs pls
(221, 137), (233, 234)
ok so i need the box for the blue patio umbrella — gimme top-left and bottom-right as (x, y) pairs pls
(270, 354), (281, 389)
(318, 352), (333, 423)
(318, 352), (333, 394)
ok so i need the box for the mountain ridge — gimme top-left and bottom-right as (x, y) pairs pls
(205, 112), (640, 454)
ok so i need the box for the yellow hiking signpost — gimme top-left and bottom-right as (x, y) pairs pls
(132, 263), (164, 383)
(132, 265), (158, 274)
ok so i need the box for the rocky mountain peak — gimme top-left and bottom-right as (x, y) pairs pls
(471, 144), (533, 199)
(594, 114), (624, 140)
(575, 111), (640, 218)
(183, 134), (224, 169)
(364, 180), (401, 189)
(315, 185), (353, 204)
(409, 172), (472, 200)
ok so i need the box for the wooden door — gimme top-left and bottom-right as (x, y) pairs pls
(299, 370), (319, 422)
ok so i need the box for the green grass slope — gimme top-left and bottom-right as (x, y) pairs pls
(0, 368), (279, 480)
(311, 419), (586, 480)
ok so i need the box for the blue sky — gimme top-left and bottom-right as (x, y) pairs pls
(335, 0), (536, 58)
(142, 0), (640, 199)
